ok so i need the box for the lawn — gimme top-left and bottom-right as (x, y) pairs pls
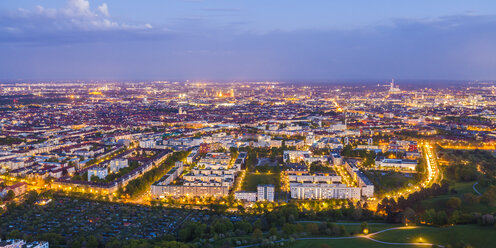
(372, 225), (496, 248)
(290, 238), (419, 248)
(363, 170), (419, 195)
(241, 172), (280, 191)
(218, 223), (403, 248)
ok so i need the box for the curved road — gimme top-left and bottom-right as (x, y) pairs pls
(236, 226), (433, 247)
(473, 182), (482, 195)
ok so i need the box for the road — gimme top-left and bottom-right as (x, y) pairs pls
(367, 141), (441, 210)
(422, 142), (440, 188)
(473, 182), (482, 195)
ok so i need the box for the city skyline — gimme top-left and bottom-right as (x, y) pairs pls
(1, 0), (496, 81)
(2, 2), (496, 247)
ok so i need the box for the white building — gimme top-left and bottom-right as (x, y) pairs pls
(0, 239), (49, 248)
(269, 140), (283, 148)
(375, 158), (417, 171)
(186, 149), (199, 163)
(357, 172), (374, 198)
(285, 140), (304, 149)
(139, 139), (156, 149)
(288, 173), (341, 184)
(234, 191), (257, 202)
(328, 123), (346, 131)
(283, 150), (310, 163)
(109, 159), (129, 173)
(87, 166), (108, 181)
(290, 183), (361, 200)
(257, 184), (275, 201)
(330, 153), (343, 166)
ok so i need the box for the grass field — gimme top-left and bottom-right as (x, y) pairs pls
(241, 172), (280, 191)
(372, 225), (496, 248)
(289, 224), (495, 248)
(364, 171), (419, 195)
(290, 238), (419, 248)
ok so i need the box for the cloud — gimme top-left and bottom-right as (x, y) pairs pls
(65, 0), (91, 17)
(1, 11), (496, 80)
(0, 0), (156, 43)
(97, 3), (109, 17)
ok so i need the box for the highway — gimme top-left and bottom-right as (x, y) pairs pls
(367, 141), (441, 210)
(421, 142), (440, 188)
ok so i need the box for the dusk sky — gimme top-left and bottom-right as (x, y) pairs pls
(1, 0), (496, 81)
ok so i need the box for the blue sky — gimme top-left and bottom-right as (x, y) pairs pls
(1, 0), (496, 81)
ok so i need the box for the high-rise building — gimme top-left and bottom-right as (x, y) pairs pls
(389, 78), (400, 93)
(0, 239), (49, 248)
(257, 184), (275, 201)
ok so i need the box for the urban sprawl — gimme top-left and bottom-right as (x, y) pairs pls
(1, 80), (496, 248)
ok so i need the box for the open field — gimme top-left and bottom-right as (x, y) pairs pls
(241, 173), (280, 191)
(288, 224), (496, 248)
(373, 225), (496, 248)
(364, 171), (419, 195)
(290, 238), (420, 248)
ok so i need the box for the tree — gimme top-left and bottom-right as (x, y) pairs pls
(307, 223), (319, 235)
(480, 185), (496, 206)
(341, 144), (353, 157)
(213, 218), (234, 234)
(252, 228), (263, 240)
(449, 210), (461, 225)
(70, 240), (81, 248)
(235, 221), (252, 234)
(282, 223), (296, 235)
(24, 191), (39, 204)
(237, 204), (245, 213)
(402, 208), (416, 225)
(462, 193), (479, 205)
(269, 227), (278, 236)
(253, 219), (262, 230)
(4, 190), (15, 201)
(86, 235), (99, 247)
(422, 209), (436, 224)
(481, 214), (495, 225)
(288, 214), (296, 223)
(446, 197), (462, 209)
(434, 211), (448, 226)
(360, 222), (369, 234)
(179, 222), (206, 242)
(351, 206), (363, 220)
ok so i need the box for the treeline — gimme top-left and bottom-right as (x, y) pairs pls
(309, 161), (334, 173)
(439, 148), (496, 181)
(238, 146), (285, 172)
(378, 182), (496, 226)
(177, 204), (365, 248)
(341, 144), (378, 167)
(442, 116), (492, 125)
(100, 161), (141, 183)
(4, 231), (191, 248)
(0, 136), (25, 145)
(377, 182), (450, 223)
(118, 151), (189, 198)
